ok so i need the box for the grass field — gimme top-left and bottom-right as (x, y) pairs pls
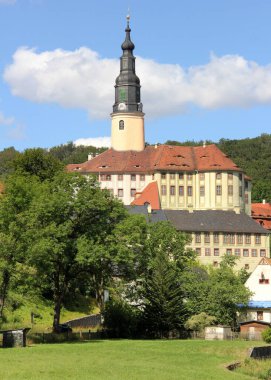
(0, 339), (267, 379)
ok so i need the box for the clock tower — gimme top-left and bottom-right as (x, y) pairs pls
(111, 15), (145, 151)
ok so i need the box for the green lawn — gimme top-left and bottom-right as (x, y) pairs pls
(0, 339), (265, 379)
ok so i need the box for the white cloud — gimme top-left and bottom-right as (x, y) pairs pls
(74, 136), (111, 148)
(4, 47), (271, 119)
(0, 0), (16, 4)
(0, 111), (15, 126)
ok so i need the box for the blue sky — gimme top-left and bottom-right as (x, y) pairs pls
(1, 0), (271, 151)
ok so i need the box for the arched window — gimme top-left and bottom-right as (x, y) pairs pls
(119, 120), (124, 130)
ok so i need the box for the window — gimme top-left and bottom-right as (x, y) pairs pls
(187, 186), (193, 197)
(118, 189), (123, 197)
(255, 234), (261, 244)
(179, 186), (184, 196)
(216, 185), (222, 196)
(237, 234), (243, 244)
(214, 248), (219, 256)
(161, 185), (167, 196)
(179, 173), (184, 180)
(196, 248), (201, 256)
(216, 172), (221, 179)
(205, 248), (211, 256)
(118, 174), (123, 181)
(243, 249), (249, 257)
(106, 174), (111, 181)
(226, 249), (232, 255)
(245, 180), (249, 190)
(195, 233), (201, 243)
(200, 186), (205, 197)
(130, 188), (136, 197)
(224, 234), (234, 244)
(140, 174), (145, 181)
(161, 173), (166, 180)
(170, 186), (175, 196)
(234, 249), (241, 257)
(245, 234), (251, 244)
(119, 120), (124, 130)
(100, 174), (106, 181)
(228, 185), (233, 196)
(228, 173), (233, 180)
(257, 311), (264, 321)
(200, 173), (205, 180)
(170, 173), (175, 180)
(239, 186), (243, 197)
(251, 249), (257, 257)
(131, 174), (136, 181)
(260, 249), (266, 257)
(213, 233), (219, 244)
(204, 232), (210, 243)
(187, 173), (192, 180)
(239, 173), (243, 181)
(229, 233), (235, 244)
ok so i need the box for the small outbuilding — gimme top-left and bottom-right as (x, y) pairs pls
(205, 326), (232, 340)
(0, 328), (30, 348)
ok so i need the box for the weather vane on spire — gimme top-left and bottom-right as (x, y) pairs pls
(126, 8), (130, 28)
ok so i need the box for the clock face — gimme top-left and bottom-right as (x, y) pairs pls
(118, 103), (126, 111)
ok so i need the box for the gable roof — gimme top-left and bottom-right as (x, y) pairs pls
(67, 144), (242, 174)
(131, 181), (161, 210)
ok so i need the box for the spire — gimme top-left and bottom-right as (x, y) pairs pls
(121, 15), (135, 52)
(112, 15), (143, 114)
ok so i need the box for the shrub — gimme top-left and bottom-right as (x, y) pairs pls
(103, 299), (140, 338)
(184, 312), (216, 333)
(262, 327), (271, 343)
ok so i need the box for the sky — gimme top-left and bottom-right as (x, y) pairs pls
(1, 0), (271, 151)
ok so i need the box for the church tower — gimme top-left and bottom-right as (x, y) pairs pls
(111, 15), (145, 151)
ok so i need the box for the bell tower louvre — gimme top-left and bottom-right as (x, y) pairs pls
(111, 15), (145, 152)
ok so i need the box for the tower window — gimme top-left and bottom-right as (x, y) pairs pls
(119, 120), (124, 130)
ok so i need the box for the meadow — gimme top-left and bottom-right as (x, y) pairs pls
(0, 339), (268, 379)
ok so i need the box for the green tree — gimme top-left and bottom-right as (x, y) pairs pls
(13, 148), (63, 181)
(0, 174), (40, 320)
(141, 249), (188, 338)
(26, 173), (129, 329)
(183, 256), (252, 327)
(139, 222), (195, 338)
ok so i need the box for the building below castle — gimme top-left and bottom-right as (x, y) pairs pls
(67, 16), (270, 271)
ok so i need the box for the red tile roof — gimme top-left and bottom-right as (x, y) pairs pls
(67, 144), (242, 174)
(251, 203), (271, 230)
(131, 181), (161, 210)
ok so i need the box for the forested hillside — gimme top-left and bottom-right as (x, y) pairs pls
(0, 134), (271, 202)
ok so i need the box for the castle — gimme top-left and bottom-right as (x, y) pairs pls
(68, 16), (269, 271)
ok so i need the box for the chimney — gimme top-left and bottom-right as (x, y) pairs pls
(203, 141), (206, 148)
(88, 153), (96, 161)
(263, 199), (266, 204)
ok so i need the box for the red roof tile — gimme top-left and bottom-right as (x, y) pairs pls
(131, 181), (161, 210)
(251, 203), (271, 230)
(67, 144), (242, 174)
(252, 203), (271, 218)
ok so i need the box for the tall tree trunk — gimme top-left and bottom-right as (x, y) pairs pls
(53, 296), (62, 332)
